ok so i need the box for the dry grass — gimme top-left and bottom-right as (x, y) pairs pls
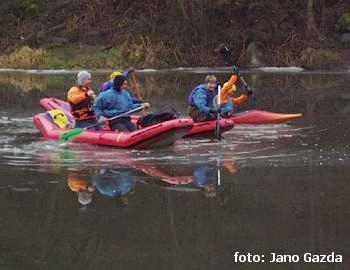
(0, 46), (46, 69)
(120, 35), (184, 68)
(300, 47), (341, 70)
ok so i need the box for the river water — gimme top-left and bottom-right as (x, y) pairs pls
(0, 69), (349, 269)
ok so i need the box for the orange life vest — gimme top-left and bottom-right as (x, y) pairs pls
(67, 86), (95, 121)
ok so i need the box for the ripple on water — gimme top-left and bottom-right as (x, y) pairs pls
(0, 117), (348, 172)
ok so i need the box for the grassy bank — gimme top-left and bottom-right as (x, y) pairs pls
(0, 45), (346, 70)
(0, 42), (183, 70)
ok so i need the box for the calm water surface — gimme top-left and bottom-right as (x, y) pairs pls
(0, 69), (349, 269)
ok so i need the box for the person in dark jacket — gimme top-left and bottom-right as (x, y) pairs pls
(94, 75), (149, 131)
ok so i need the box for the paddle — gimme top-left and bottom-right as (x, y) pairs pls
(130, 70), (142, 102)
(215, 85), (222, 141)
(219, 46), (256, 100)
(59, 105), (146, 142)
(130, 70), (147, 114)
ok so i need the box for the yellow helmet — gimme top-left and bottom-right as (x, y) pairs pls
(110, 71), (122, 80)
(223, 82), (237, 93)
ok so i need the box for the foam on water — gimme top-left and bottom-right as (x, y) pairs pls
(0, 69), (75, 74)
(137, 69), (158, 73)
(0, 116), (33, 123)
(255, 66), (304, 73)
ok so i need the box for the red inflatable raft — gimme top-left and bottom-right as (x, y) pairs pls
(39, 98), (235, 138)
(229, 110), (302, 124)
(34, 113), (193, 149)
(34, 109), (193, 149)
(38, 98), (301, 139)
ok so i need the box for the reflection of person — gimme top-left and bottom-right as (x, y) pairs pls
(67, 171), (96, 205)
(94, 169), (134, 205)
(67, 168), (135, 206)
(193, 164), (217, 198)
(193, 162), (238, 198)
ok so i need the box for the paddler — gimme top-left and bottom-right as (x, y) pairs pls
(99, 68), (135, 94)
(213, 71), (254, 117)
(67, 71), (104, 130)
(187, 75), (221, 122)
(94, 75), (150, 131)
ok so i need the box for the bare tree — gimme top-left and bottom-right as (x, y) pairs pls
(307, 0), (319, 35)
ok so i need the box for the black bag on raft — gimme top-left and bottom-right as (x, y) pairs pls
(137, 106), (179, 128)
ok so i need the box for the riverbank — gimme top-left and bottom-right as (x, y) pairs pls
(1, 1), (349, 71)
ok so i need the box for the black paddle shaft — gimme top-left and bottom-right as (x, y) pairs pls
(219, 46), (250, 87)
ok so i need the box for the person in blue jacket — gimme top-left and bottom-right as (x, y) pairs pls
(94, 75), (149, 131)
(188, 75), (221, 122)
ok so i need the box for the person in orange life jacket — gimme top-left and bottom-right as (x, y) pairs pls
(213, 72), (253, 116)
(187, 75), (221, 122)
(94, 75), (150, 131)
(67, 71), (103, 130)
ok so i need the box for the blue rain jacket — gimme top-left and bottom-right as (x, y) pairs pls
(188, 84), (217, 114)
(94, 88), (141, 118)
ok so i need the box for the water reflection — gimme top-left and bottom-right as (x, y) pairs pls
(33, 144), (229, 204)
(0, 70), (349, 269)
(0, 74), (47, 92)
(68, 168), (135, 207)
(64, 159), (240, 208)
(95, 169), (134, 198)
(68, 170), (96, 205)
